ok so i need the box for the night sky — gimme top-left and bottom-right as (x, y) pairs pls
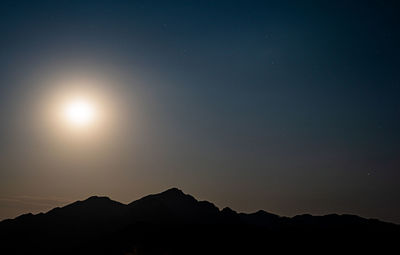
(0, 0), (399, 223)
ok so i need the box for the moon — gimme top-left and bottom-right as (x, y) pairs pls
(38, 72), (127, 139)
(62, 97), (97, 128)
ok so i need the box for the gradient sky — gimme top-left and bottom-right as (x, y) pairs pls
(0, 0), (399, 223)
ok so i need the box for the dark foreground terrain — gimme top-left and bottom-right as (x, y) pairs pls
(1, 188), (399, 254)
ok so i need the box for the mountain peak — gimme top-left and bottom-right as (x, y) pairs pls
(85, 195), (113, 202)
(76, 195), (123, 207)
(161, 187), (185, 196)
(130, 187), (194, 206)
(52, 195), (125, 214)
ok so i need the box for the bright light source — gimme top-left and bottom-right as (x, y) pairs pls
(63, 98), (96, 128)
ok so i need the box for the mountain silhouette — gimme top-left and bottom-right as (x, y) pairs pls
(1, 188), (399, 254)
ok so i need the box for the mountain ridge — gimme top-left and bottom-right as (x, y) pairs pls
(1, 187), (399, 254)
(2, 187), (396, 225)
